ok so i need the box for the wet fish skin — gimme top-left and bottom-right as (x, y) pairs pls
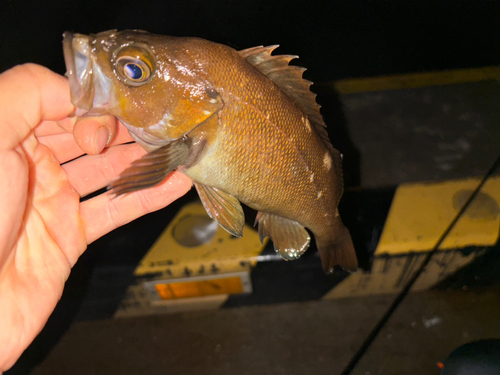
(62, 30), (358, 272)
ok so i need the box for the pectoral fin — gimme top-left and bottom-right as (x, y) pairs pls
(256, 212), (311, 260)
(109, 137), (191, 196)
(194, 183), (245, 237)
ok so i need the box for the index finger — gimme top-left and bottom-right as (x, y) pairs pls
(0, 64), (74, 151)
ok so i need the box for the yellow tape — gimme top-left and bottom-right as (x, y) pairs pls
(329, 66), (500, 94)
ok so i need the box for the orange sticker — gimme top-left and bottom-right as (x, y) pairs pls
(154, 276), (243, 300)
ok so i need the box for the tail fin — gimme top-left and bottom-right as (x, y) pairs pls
(316, 221), (358, 273)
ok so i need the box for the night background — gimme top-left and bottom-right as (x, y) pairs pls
(2, 1), (499, 80)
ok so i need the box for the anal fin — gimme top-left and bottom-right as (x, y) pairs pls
(195, 183), (245, 237)
(256, 212), (311, 260)
(109, 137), (190, 196)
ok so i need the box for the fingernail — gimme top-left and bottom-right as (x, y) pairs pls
(95, 126), (110, 153)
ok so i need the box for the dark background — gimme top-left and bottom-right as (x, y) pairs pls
(1, 0), (500, 81)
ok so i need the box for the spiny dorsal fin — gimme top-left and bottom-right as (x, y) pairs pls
(238, 45), (326, 130)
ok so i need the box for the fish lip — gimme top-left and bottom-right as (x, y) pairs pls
(63, 31), (94, 114)
(121, 121), (172, 149)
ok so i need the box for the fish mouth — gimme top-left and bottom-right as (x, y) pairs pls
(63, 31), (95, 114)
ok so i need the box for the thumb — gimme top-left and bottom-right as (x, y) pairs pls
(0, 64), (74, 151)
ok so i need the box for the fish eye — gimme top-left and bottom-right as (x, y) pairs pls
(116, 57), (151, 86)
(114, 45), (155, 87)
(124, 63), (144, 80)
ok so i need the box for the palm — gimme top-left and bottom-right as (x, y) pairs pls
(0, 65), (192, 370)
(0, 132), (83, 362)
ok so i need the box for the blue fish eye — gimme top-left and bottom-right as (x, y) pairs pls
(124, 63), (144, 80)
(116, 53), (152, 86)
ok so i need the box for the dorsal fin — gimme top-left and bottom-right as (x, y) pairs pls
(238, 45), (341, 159)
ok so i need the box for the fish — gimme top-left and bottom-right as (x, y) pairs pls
(62, 30), (358, 272)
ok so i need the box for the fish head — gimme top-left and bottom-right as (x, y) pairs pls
(63, 30), (223, 147)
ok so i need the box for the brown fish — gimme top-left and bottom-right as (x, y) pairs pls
(63, 30), (358, 272)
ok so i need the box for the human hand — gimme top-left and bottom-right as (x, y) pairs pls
(0, 64), (192, 371)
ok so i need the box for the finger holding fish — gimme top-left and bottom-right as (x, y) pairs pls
(72, 116), (134, 153)
(62, 142), (148, 196)
(38, 117), (134, 163)
(72, 115), (118, 155)
(37, 115), (116, 162)
(80, 171), (192, 244)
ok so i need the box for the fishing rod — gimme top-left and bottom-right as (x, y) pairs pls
(340, 154), (500, 375)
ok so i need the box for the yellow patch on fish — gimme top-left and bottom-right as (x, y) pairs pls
(323, 152), (332, 171)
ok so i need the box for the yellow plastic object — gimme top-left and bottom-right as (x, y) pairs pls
(134, 201), (265, 277)
(376, 177), (500, 255)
